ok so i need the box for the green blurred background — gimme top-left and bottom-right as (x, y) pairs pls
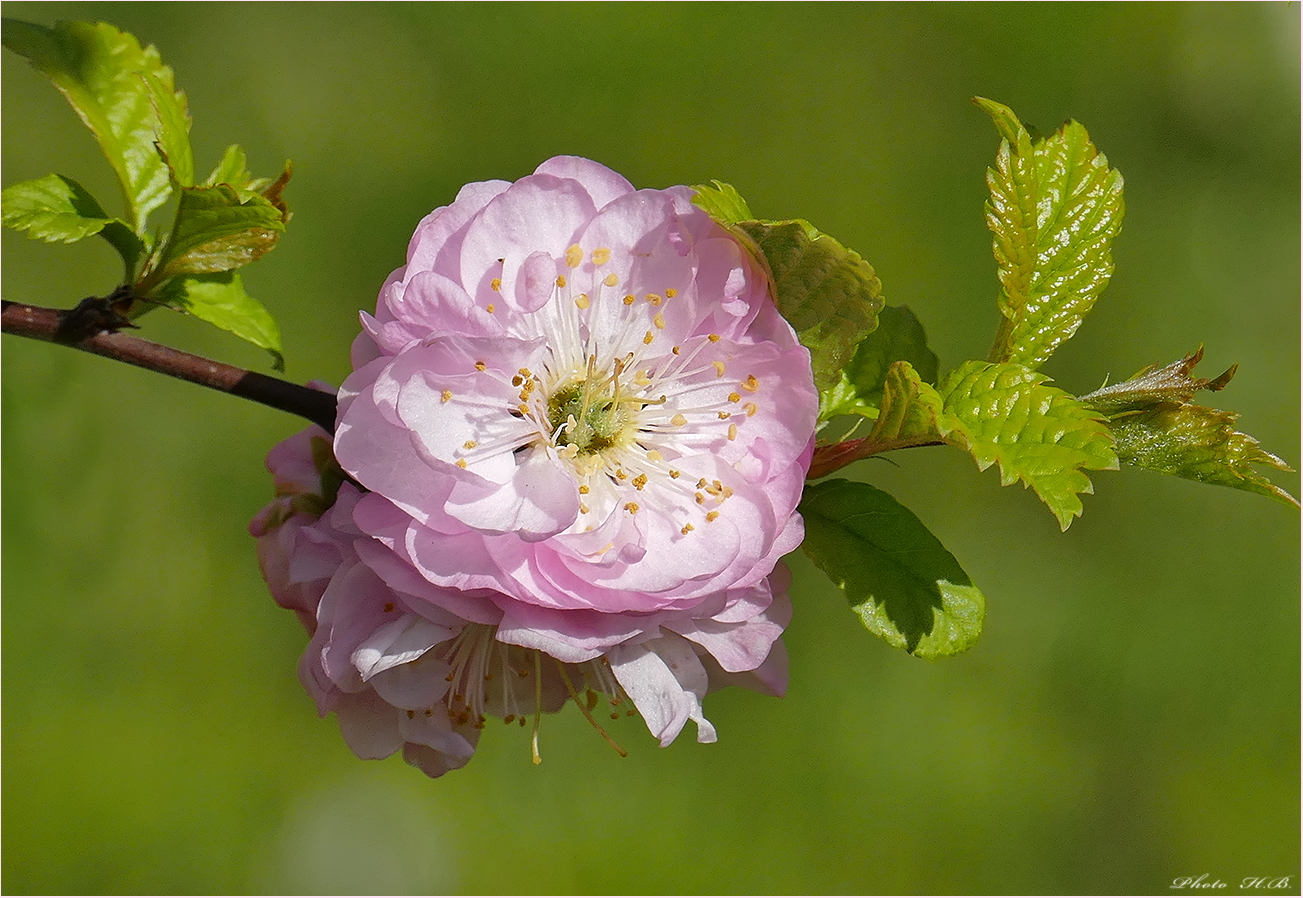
(3, 3), (1298, 894)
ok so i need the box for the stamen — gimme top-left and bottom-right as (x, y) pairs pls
(591, 247), (611, 265)
(565, 244), (584, 268)
(531, 650), (543, 765)
(556, 659), (628, 758)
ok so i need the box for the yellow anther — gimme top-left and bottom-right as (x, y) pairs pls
(441, 390), (452, 402)
(672, 345), (681, 355)
(512, 375), (523, 386)
(623, 294), (636, 305)
(463, 440), (478, 449)
(718, 411), (731, 420)
(653, 313), (666, 329)
(712, 361), (726, 378)
(744, 402), (758, 417)
(592, 247), (611, 265)
(490, 277), (502, 292)
(486, 303), (495, 314)
(556, 275), (567, 288)
(383, 602), (395, 613)
(742, 374), (759, 392)
(697, 478), (708, 488)
(645, 449), (663, 462)
(456, 458), (468, 469)
(728, 391), (741, 403)
(565, 244), (584, 268)
(634, 370), (652, 386)
(727, 424), (738, 441)
(708, 333), (720, 343)
(643, 331), (655, 345)
(706, 510), (720, 522)
(681, 523), (694, 535)
(623, 502), (639, 514)
(603, 273), (619, 287)
(578, 484), (590, 494)
(669, 469), (681, 479)
(575, 294), (590, 310)
(407, 710), (416, 719)
(579, 503), (590, 514)
(645, 293), (662, 306)
(665, 288), (677, 298)
(695, 492), (705, 504)
(632, 473), (648, 490)
(475, 360), (487, 372)
(671, 413), (688, 427)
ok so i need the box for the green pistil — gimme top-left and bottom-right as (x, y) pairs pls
(548, 382), (629, 454)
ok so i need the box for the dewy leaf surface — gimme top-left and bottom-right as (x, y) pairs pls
(978, 97), (1124, 369)
(939, 359), (1118, 530)
(157, 271), (284, 369)
(800, 479), (985, 658)
(2, 19), (190, 233)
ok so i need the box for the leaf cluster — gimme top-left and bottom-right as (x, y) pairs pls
(2, 19), (288, 367)
(694, 98), (1295, 660)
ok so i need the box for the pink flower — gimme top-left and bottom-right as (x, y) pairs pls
(254, 157), (816, 776)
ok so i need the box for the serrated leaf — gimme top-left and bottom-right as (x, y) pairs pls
(809, 361), (945, 479)
(1108, 404), (1297, 508)
(142, 183), (287, 288)
(1080, 347), (1297, 507)
(734, 218), (884, 390)
(691, 180), (755, 226)
(1, 173), (143, 273)
(1078, 346), (1236, 414)
(156, 271), (284, 369)
(938, 359), (1118, 530)
(141, 70), (193, 188)
(978, 97), (1125, 369)
(3, 19), (189, 233)
(800, 479), (985, 658)
(818, 304), (940, 423)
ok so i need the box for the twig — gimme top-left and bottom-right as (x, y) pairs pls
(2, 300), (337, 432)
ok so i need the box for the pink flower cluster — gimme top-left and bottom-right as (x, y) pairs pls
(252, 157), (818, 777)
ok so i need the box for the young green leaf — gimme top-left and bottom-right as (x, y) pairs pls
(734, 218), (883, 390)
(1, 173), (144, 274)
(938, 359), (1118, 530)
(2, 19), (191, 233)
(141, 184), (287, 289)
(818, 304), (940, 423)
(690, 180), (755, 226)
(691, 181), (884, 391)
(976, 97), (1125, 369)
(1081, 348), (1297, 507)
(800, 479), (986, 658)
(156, 271), (284, 370)
(809, 361), (946, 479)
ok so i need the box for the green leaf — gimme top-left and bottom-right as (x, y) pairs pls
(938, 359), (1118, 530)
(691, 180), (755, 226)
(734, 218), (884, 390)
(142, 183), (287, 288)
(809, 361), (946, 479)
(818, 304), (940, 423)
(142, 70), (193, 188)
(1108, 404), (1297, 508)
(977, 97), (1125, 369)
(2, 19), (191, 233)
(800, 479), (986, 658)
(1081, 348), (1297, 507)
(156, 271), (284, 370)
(1, 173), (143, 273)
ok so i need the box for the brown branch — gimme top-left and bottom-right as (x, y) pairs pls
(2, 300), (337, 433)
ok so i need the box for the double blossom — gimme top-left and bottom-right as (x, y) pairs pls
(252, 157), (818, 777)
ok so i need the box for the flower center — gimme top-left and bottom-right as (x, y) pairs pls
(547, 380), (631, 455)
